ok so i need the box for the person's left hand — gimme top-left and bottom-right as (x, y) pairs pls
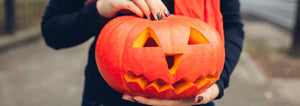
(122, 84), (219, 106)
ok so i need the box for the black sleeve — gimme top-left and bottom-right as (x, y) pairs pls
(215, 0), (245, 99)
(41, 0), (108, 49)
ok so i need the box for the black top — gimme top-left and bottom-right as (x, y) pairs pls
(42, 0), (244, 105)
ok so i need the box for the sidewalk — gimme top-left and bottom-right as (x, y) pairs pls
(216, 52), (300, 106)
(0, 16), (299, 106)
(216, 15), (300, 106)
(0, 39), (89, 106)
(0, 26), (41, 52)
(215, 52), (268, 106)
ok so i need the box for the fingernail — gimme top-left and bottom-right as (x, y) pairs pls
(157, 12), (162, 20)
(196, 96), (203, 103)
(150, 14), (154, 20)
(122, 95), (130, 100)
(164, 10), (170, 17)
(143, 15), (147, 19)
(132, 98), (138, 103)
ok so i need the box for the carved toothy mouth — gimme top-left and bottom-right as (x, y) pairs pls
(126, 27), (216, 97)
(124, 71), (218, 94)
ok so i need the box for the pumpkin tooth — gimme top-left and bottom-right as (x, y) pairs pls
(155, 79), (175, 91)
(124, 72), (149, 89)
(207, 73), (218, 83)
(156, 88), (176, 99)
(145, 79), (175, 92)
(144, 80), (176, 99)
(172, 85), (198, 99)
(172, 79), (195, 94)
(146, 81), (160, 91)
(144, 81), (160, 96)
(135, 77), (150, 89)
(194, 77), (210, 88)
(124, 72), (138, 81)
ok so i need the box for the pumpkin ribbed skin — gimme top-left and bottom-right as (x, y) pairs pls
(95, 15), (225, 99)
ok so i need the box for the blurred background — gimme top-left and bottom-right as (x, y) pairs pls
(0, 0), (299, 106)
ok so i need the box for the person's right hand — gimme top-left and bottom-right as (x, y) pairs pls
(96, 0), (170, 20)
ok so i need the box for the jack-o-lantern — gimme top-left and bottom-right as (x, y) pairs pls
(95, 15), (225, 99)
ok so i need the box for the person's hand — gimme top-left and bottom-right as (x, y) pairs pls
(122, 84), (219, 106)
(96, 0), (170, 20)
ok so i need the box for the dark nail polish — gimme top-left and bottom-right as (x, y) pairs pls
(150, 14), (154, 20)
(143, 15), (147, 19)
(164, 10), (170, 17)
(157, 12), (162, 20)
(197, 96), (203, 103)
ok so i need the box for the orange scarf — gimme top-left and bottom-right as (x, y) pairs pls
(88, 0), (224, 40)
(174, 0), (224, 40)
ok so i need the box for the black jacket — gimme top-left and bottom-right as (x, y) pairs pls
(42, 0), (244, 105)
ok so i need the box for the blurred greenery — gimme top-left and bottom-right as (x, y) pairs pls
(0, 0), (49, 34)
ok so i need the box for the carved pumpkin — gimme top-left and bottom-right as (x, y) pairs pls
(95, 15), (225, 99)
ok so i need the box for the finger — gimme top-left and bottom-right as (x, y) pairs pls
(195, 93), (212, 104)
(122, 94), (135, 102)
(159, 2), (170, 18)
(162, 9), (170, 18)
(97, 0), (117, 18)
(194, 84), (219, 104)
(133, 96), (181, 106)
(195, 95), (205, 104)
(119, 1), (144, 17)
(133, 96), (164, 105)
(144, 0), (163, 20)
(132, 0), (151, 19)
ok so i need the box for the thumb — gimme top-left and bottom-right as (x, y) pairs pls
(194, 84), (219, 105)
(119, 1), (144, 17)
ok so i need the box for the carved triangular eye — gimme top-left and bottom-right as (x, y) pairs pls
(188, 28), (209, 45)
(133, 27), (161, 47)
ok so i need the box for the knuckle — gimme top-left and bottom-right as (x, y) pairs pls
(122, 3), (133, 9)
(128, 4), (138, 10)
(110, 3), (119, 9)
(149, 7), (158, 13)
(202, 97), (211, 104)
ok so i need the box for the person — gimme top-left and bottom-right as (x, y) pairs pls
(41, 0), (244, 106)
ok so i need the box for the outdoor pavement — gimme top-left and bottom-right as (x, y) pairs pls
(0, 38), (89, 106)
(1, 17), (300, 106)
(240, 0), (297, 30)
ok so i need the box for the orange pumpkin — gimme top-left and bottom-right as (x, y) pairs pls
(95, 15), (225, 99)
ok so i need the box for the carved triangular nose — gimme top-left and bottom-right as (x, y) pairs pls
(166, 56), (175, 69)
(165, 53), (183, 74)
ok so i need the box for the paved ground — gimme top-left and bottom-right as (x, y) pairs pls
(0, 38), (91, 106)
(241, 0), (297, 30)
(216, 52), (300, 106)
(1, 16), (300, 106)
(215, 14), (300, 106)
